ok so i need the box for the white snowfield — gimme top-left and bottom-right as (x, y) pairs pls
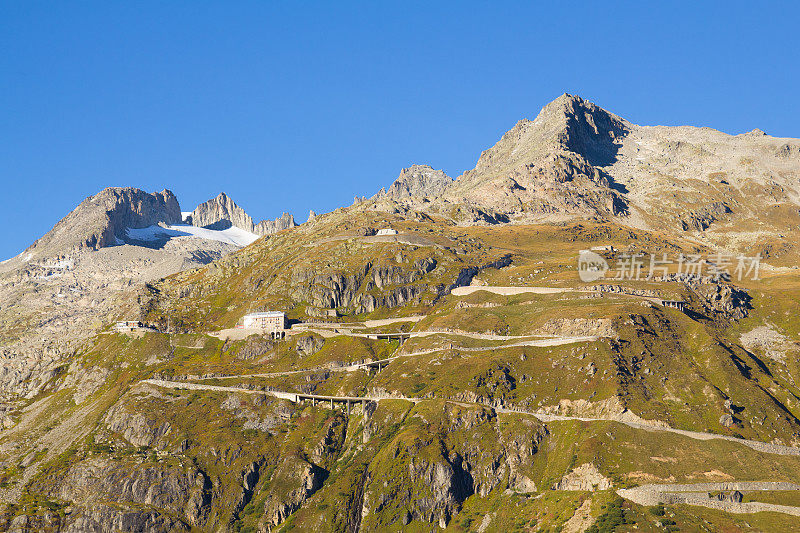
(125, 224), (259, 247)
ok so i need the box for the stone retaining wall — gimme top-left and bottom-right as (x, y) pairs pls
(618, 482), (800, 517)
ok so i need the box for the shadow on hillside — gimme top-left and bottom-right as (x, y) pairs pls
(203, 219), (234, 231)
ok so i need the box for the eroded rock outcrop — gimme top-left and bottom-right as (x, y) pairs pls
(104, 400), (173, 449)
(679, 201), (732, 231)
(295, 334), (324, 357)
(260, 458), (325, 529)
(289, 257), (440, 314)
(38, 457), (211, 531)
(695, 283), (752, 319)
(553, 463), (612, 491)
(257, 415), (348, 531)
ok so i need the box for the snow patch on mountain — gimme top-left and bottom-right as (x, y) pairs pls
(125, 224), (259, 247)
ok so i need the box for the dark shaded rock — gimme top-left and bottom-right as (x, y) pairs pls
(679, 201), (732, 231)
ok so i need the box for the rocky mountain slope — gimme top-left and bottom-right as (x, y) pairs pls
(370, 94), (800, 247)
(0, 187), (295, 406)
(2, 208), (800, 532)
(444, 94), (629, 220)
(3, 188), (182, 267)
(2, 95), (800, 532)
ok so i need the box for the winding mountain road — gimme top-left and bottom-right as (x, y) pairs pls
(189, 334), (599, 381)
(141, 379), (800, 457)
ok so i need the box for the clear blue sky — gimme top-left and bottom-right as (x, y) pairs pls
(2, 1), (798, 259)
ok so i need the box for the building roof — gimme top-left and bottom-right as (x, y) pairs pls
(243, 311), (285, 318)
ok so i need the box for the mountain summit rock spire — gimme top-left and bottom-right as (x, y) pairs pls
(188, 192), (297, 236)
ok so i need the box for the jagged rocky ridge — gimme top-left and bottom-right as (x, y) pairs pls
(187, 192), (297, 236)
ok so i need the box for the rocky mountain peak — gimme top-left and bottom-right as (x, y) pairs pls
(445, 94), (627, 220)
(188, 192), (253, 231)
(18, 187), (182, 261)
(384, 164), (453, 199)
(188, 193), (297, 236)
(441, 92), (800, 233)
(467, 93), (627, 176)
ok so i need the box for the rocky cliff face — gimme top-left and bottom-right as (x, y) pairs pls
(44, 457), (211, 530)
(188, 192), (296, 236)
(18, 187), (181, 261)
(289, 257), (438, 314)
(357, 402), (546, 530)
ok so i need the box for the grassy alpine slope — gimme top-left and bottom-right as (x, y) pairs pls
(2, 205), (800, 532)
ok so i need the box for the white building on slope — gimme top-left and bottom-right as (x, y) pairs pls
(240, 311), (287, 338)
